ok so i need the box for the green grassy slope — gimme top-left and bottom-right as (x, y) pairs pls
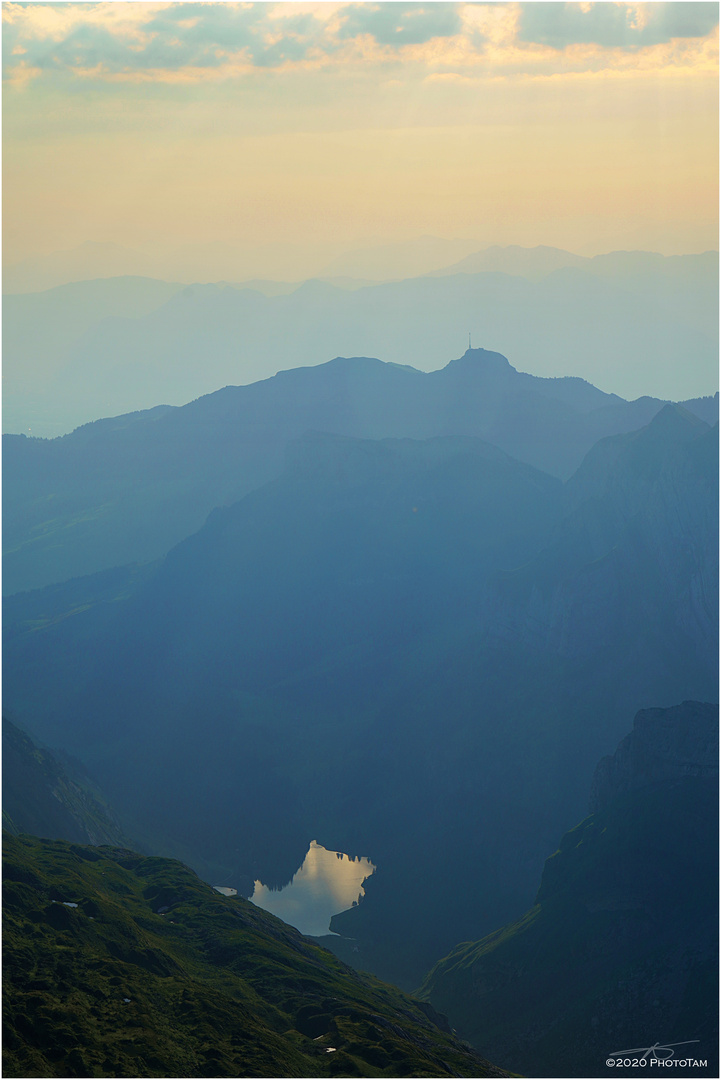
(3, 833), (508, 1079)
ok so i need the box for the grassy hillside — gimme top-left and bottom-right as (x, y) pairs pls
(3, 833), (508, 1079)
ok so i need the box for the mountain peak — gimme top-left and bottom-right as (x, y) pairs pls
(645, 401), (710, 440)
(445, 348), (516, 375)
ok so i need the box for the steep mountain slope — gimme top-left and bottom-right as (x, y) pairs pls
(4, 349), (714, 595)
(325, 406), (717, 982)
(4, 409), (716, 989)
(488, 406), (718, 676)
(3, 833), (507, 1079)
(420, 701), (719, 1078)
(2, 719), (129, 848)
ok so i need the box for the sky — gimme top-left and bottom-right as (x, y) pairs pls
(3, 1), (719, 277)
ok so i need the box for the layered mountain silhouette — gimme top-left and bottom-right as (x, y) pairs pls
(4, 228), (717, 1078)
(420, 701), (719, 1078)
(4, 350), (716, 595)
(3, 249), (717, 436)
(4, 399), (716, 989)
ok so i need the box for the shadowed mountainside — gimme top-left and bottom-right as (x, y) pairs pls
(4, 406), (717, 988)
(484, 406), (718, 675)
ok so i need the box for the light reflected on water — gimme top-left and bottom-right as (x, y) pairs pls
(250, 840), (375, 937)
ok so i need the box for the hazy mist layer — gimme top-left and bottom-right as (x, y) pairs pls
(3, 245), (718, 438)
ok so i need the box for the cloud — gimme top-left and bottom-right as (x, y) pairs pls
(2, 1), (718, 87)
(141, 3), (262, 57)
(2, 1), (469, 83)
(518, 2), (719, 50)
(337, 3), (464, 46)
(2, 2), (326, 80)
(641, 3), (721, 44)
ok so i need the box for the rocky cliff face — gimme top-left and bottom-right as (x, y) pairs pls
(590, 700), (719, 814)
(421, 701), (719, 1079)
(2, 718), (129, 848)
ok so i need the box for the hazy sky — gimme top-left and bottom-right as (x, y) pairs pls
(3, 1), (719, 271)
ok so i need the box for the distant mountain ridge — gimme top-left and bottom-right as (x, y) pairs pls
(4, 350), (717, 596)
(4, 236), (717, 1074)
(432, 245), (717, 283)
(3, 246), (717, 435)
(429, 243), (587, 278)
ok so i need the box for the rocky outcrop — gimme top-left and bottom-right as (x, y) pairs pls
(590, 701), (719, 813)
(2, 718), (129, 847)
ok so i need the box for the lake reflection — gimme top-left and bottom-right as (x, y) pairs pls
(250, 840), (375, 937)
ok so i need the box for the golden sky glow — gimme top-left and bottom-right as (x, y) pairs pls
(3, 2), (718, 270)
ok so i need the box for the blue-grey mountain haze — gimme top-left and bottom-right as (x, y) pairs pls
(4, 365), (717, 988)
(4, 245), (717, 436)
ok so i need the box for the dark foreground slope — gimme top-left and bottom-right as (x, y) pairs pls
(2, 718), (129, 848)
(420, 702), (719, 1078)
(5, 349), (714, 595)
(3, 833), (507, 1080)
